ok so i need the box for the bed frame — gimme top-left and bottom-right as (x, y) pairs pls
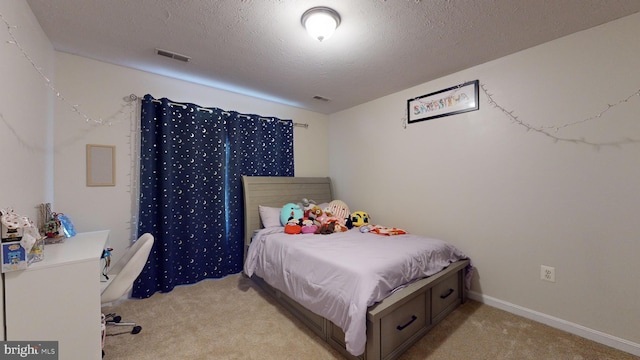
(242, 176), (470, 360)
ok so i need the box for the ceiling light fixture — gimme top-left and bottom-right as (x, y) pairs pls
(301, 6), (341, 42)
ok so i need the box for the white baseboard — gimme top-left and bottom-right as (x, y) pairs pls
(467, 291), (640, 357)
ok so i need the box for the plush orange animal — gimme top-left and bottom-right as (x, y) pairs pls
(284, 218), (302, 234)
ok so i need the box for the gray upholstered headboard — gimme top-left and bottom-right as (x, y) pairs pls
(241, 176), (333, 260)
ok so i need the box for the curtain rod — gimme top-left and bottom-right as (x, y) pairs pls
(126, 94), (308, 128)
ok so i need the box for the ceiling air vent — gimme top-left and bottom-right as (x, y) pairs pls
(313, 95), (330, 102)
(155, 48), (191, 62)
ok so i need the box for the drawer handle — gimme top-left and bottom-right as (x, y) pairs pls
(440, 288), (455, 299)
(396, 315), (418, 331)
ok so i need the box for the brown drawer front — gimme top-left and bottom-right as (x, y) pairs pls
(431, 272), (460, 319)
(381, 292), (427, 358)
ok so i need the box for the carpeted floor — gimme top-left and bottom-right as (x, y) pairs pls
(102, 274), (638, 360)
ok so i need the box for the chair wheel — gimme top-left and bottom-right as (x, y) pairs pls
(113, 315), (122, 323)
(132, 326), (142, 334)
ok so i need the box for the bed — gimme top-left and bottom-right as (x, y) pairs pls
(242, 176), (471, 360)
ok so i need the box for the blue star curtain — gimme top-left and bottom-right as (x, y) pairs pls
(132, 95), (293, 298)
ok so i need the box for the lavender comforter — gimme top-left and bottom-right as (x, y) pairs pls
(243, 227), (468, 356)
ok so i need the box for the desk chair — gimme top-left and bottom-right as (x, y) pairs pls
(101, 233), (154, 334)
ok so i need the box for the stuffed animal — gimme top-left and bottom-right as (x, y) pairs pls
(316, 218), (348, 234)
(284, 218), (302, 234)
(300, 219), (318, 234)
(307, 205), (324, 226)
(314, 206), (331, 225)
(280, 203), (304, 226)
(300, 198), (317, 218)
(314, 202), (350, 234)
(316, 221), (335, 235)
(327, 200), (350, 226)
(332, 221), (349, 233)
(345, 217), (353, 229)
(349, 211), (370, 227)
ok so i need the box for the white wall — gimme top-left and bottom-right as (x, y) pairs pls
(4, 0), (639, 354)
(1, 0), (329, 341)
(329, 12), (640, 354)
(0, 1), (53, 230)
(53, 53), (330, 265)
(0, 0), (54, 340)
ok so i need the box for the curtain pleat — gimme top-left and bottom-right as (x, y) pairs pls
(225, 113), (294, 270)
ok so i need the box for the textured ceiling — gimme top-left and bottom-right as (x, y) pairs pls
(25, 0), (640, 114)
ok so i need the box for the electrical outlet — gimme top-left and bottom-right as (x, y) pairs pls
(541, 265), (555, 282)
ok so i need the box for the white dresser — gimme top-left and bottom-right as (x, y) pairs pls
(3, 230), (109, 360)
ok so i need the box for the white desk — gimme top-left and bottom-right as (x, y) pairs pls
(4, 230), (109, 360)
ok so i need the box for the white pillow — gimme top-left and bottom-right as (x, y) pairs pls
(259, 205), (283, 228)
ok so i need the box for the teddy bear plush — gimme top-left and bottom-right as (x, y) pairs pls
(307, 205), (324, 226)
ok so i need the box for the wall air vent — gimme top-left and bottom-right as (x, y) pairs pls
(313, 95), (330, 102)
(155, 48), (191, 62)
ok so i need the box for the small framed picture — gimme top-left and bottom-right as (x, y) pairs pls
(87, 144), (116, 186)
(407, 80), (479, 124)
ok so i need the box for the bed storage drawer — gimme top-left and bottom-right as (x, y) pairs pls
(252, 275), (326, 338)
(380, 292), (427, 359)
(431, 270), (461, 321)
(329, 292), (429, 360)
(278, 291), (326, 338)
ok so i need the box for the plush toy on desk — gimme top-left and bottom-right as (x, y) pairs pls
(280, 203), (304, 227)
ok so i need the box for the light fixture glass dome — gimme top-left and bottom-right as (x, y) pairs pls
(301, 7), (341, 42)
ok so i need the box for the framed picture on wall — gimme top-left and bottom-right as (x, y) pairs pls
(407, 80), (479, 124)
(86, 144), (116, 186)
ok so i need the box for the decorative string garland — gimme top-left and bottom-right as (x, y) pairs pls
(1, 12), (132, 126)
(4, 11), (638, 147)
(2, 12), (139, 235)
(480, 83), (640, 147)
(402, 81), (639, 148)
